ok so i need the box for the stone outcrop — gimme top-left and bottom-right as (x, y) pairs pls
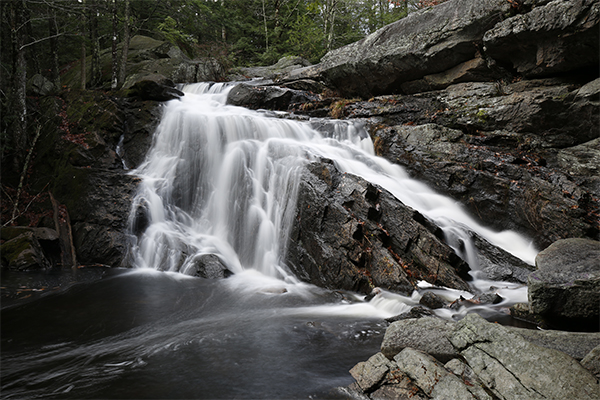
(286, 160), (471, 295)
(450, 314), (599, 399)
(482, 0), (599, 78)
(349, 314), (600, 399)
(282, 0), (599, 98)
(367, 77), (599, 249)
(528, 238), (600, 329)
(62, 35), (225, 90)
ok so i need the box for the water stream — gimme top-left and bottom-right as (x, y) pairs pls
(1, 83), (538, 399)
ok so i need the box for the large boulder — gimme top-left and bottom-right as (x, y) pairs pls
(1, 231), (52, 270)
(286, 160), (471, 295)
(284, 0), (598, 98)
(380, 317), (458, 362)
(449, 313), (599, 399)
(286, 0), (513, 97)
(528, 238), (600, 329)
(483, 0), (599, 77)
(226, 82), (318, 110)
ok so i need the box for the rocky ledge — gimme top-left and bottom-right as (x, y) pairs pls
(341, 313), (600, 400)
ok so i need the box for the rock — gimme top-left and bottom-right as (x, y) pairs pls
(226, 82), (318, 111)
(234, 56), (312, 81)
(385, 306), (435, 323)
(401, 57), (500, 95)
(449, 313), (600, 399)
(286, 160), (471, 295)
(186, 254), (232, 279)
(528, 238), (600, 329)
(371, 104), (599, 249)
(581, 345), (600, 378)
(483, 0), (599, 77)
(444, 358), (493, 400)
(380, 317), (458, 362)
(350, 352), (395, 392)
(54, 170), (141, 267)
(419, 292), (446, 309)
(127, 75), (184, 101)
(286, 0), (513, 97)
(510, 327), (600, 361)
(27, 74), (56, 96)
(1, 232), (51, 270)
(394, 348), (477, 399)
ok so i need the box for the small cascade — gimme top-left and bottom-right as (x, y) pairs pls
(128, 82), (537, 305)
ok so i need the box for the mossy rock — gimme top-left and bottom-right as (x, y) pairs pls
(1, 233), (50, 270)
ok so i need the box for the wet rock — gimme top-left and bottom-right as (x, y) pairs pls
(187, 254), (232, 279)
(385, 306), (435, 324)
(528, 238), (600, 329)
(483, 0), (599, 77)
(127, 75), (184, 101)
(286, 160), (471, 295)
(449, 313), (600, 399)
(470, 293), (503, 305)
(226, 82), (317, 111)
(380, 317), (457, 362)
(418, 292), (446, 309)
(372, 115), (599, 249)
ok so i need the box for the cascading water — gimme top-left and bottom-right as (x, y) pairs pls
(0, 82), (542, 400)
(129, 82), (537, 290)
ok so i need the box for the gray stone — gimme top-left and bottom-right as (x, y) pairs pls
(449, 313), (600, 400)
(444, 359), (493, 400)
(285, 0), (512, 97)
(581, 345), (600, 378)
(509, 327), (600, 361)
(483, 0), (599, 77)
(394, 348), (476, 399)
(27, 74), (56, 96)
(187, 254), (232, 279)
(381, 317), (457, 362)
(226, 83), (317, 111)
(286, 160), (471, 295)
(349, 352), (394, 392)
(528, 238), (600, 327)
(419, 291), (446, 309)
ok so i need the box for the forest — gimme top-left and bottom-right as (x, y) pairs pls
(1, 0), (443, 187)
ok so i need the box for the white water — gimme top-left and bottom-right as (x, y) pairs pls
(128, 82), (538, 318)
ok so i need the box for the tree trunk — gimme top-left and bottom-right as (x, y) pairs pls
(80, 0), (87, 90)
(110, 0), (118, 90)
(11, 0), (27, 172)
(49, 7), (61, 89)
(89, 0), (101, 88)
(117, 0), (130, 89)
(50, 192), (77, 269)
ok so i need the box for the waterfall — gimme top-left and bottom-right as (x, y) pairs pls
(128, 82), (538, 283)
